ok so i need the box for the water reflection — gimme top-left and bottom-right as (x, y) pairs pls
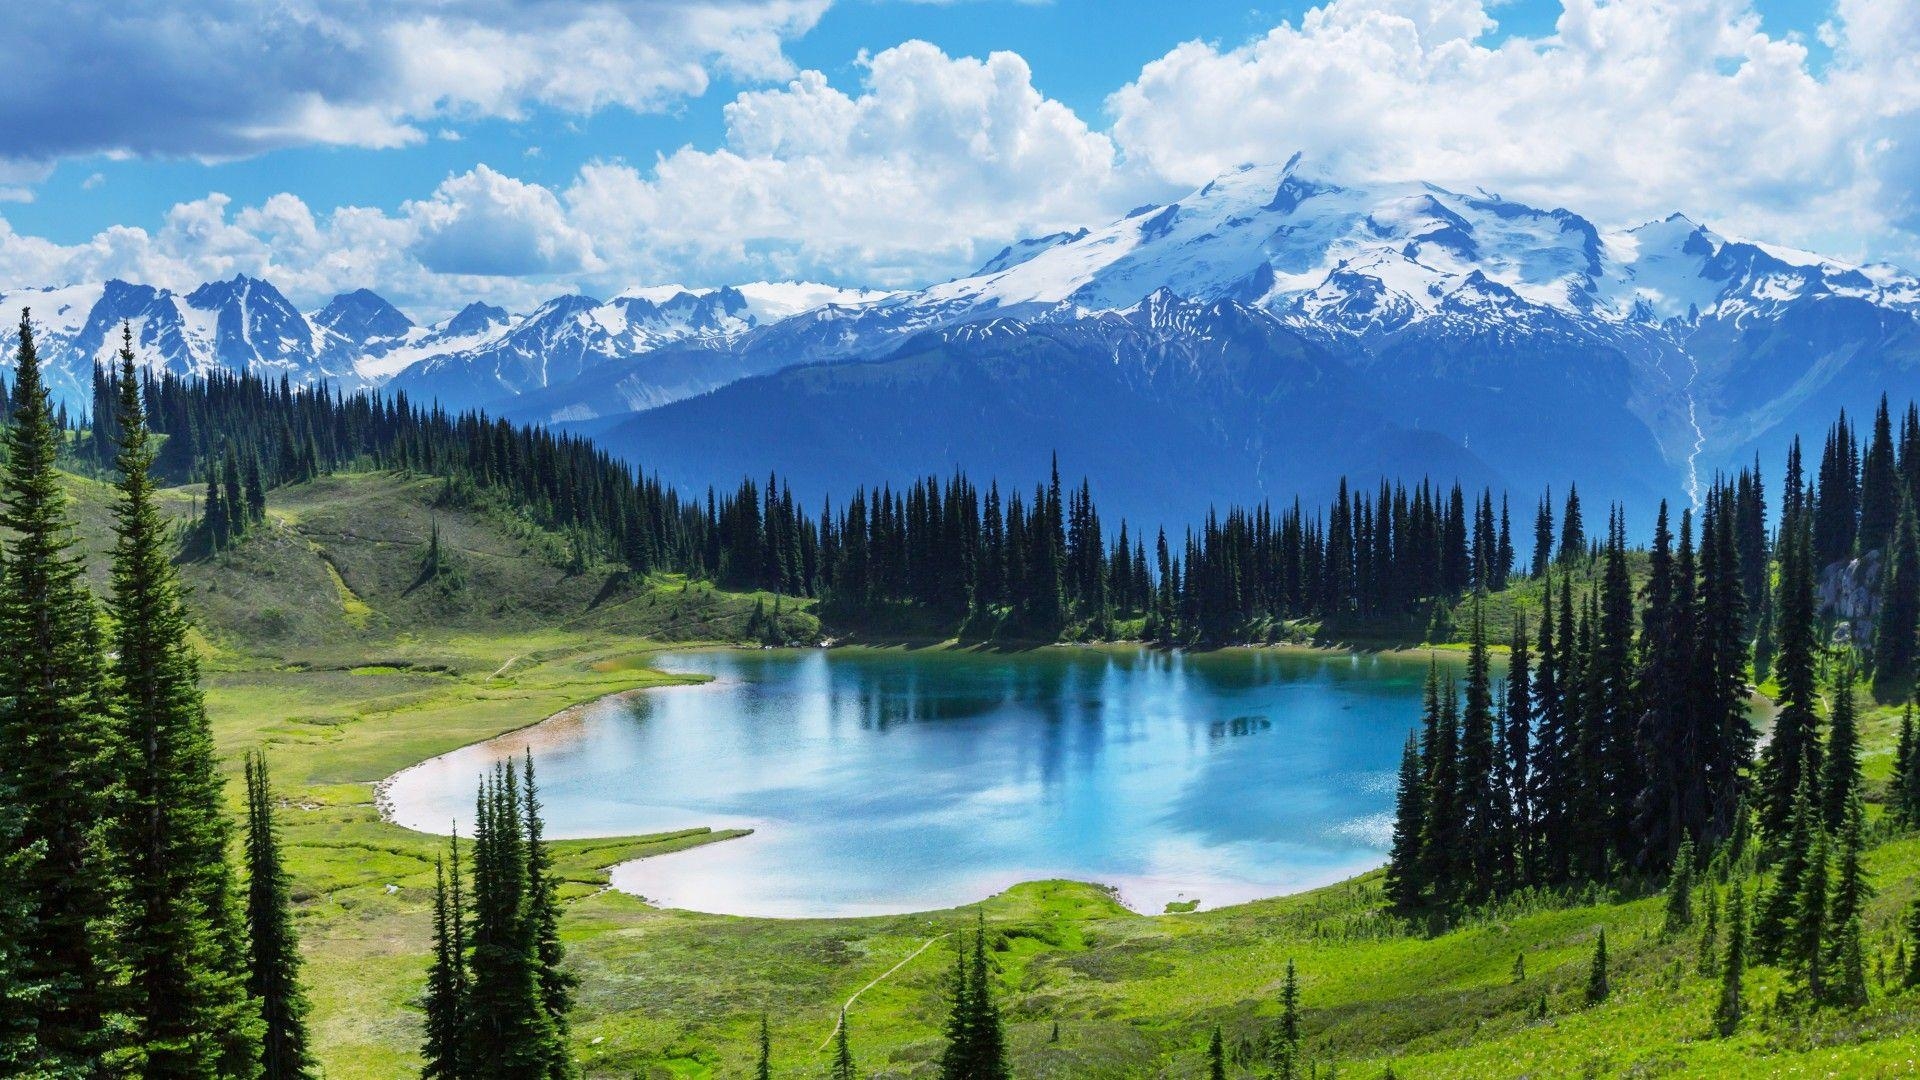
(385, 646), (1440, 917)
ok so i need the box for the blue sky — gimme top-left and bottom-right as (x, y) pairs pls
(0, 0), (1911, 318)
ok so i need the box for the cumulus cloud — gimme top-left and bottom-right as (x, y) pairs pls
(0, 0), (828, 168)
(1106, 0), (1920, 263)
(408, 166), (598, 276)
(565, 41), (1129, 284)
(2, 0), (1918, 309)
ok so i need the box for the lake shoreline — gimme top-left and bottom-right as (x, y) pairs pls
(377, 639), (1438, 920)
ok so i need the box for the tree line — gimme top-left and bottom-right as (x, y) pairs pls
(0, 319), (312, 1077)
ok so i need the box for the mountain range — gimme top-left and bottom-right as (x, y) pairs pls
(6, 154), (1918, 529)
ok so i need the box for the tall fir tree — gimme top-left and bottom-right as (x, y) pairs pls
(1760, 513), (1822, 850)
(521, 754), (576, 1079)
(108, 323), (262, 1078)
(756, 1013), (772, 1080)
(1714, 880), (1747, 1036)
(0, 310), (119, 1071)
(245, 753), (314, 1080)
(1866, 495), (1912, 687)
(830, 1011), (857, 1080)
(464, 766), (562, 1078)
(422, 839), (469, 1080)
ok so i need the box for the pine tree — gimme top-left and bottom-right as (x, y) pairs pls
(0, 310), (119, 1071)
(1760, 515), (1821, 849)
(1558, 486), (1585, 566)
(1821, 669), (1862, 833)
(1894, 703), (1920, 828)
(109, 323), (262, 1078)
(756, 1013), (772, 1080)
(1872, 499), (1920, 696)
(1859, 396), (1899, 555)
(1384, 731), (1426, 910)
(1755, 769), (1819, 962)
(1787, 817), (1832, 1003)
(1585, 929), (1610, 1005)
(1826, 790), (1872, 1008)
(1207, 1025), (1226, 1080)
(831, 1010), (857, 1080)
(521, 754), (575, 1079)
(422, 838), (469, 1080)
(1714, 880), (1747, 1036)
(246, 752), (314, 1079)
(465, 766), (561, 1078)
(1662, 836), (1696, 937)
(1269, 957), (1301, 1080)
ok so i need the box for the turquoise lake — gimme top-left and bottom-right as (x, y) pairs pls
(384, 647), (1443, 917)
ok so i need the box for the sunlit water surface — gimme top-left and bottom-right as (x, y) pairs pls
(385, 647), (1436, 917)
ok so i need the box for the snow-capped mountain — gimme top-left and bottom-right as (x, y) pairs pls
(3, 154), (1916, 527)
(563, 156), (1920, 525)
(0, 276), (888, 413)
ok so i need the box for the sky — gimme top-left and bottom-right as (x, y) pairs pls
(0, 0), (1913, 320)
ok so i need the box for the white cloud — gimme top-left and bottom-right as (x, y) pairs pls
(566, 41), (1130, 285)
(408, 165), (599, 277)
(1, 0), (1917, 307)
(0, 0), (828, 168)
(1105, 0), (1920, 265)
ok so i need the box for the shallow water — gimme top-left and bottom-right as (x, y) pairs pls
(384, 646), (1440, 917)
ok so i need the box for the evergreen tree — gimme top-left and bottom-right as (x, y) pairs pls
(109, 324), (262, 1078)
(465, 766), (561, 1078)
(1455, 600), (1500, 902)
(1270, 958), (1301, 1080)
(756, 1013), (772, 1080)
(0, 310), (119, 1071)
(521, 754), (575, 1079)
(1787, 816), (1832, 1003)
(1207, 1025), (1226, 1080)
(245, 753), (314, 1080)
(1532, 492), (1553, 578)
(422, 839), (469, 1080)
(1558, 486), (1585, 566)
(1662, 836), (1695, 937)
(1873, 499), (1920, 697)
(831, 1011), (856, 1080)
(1820, 669), (1862, 834)
(1894, 703), (1920, 828)
(1384, 732), (1426, 911)
(1714, 880), (1747, 1036)
(1760, 515), (1821, 849)
(939, 915), (1008, 1080)
(1825, 789), (1873, 1001)
(1585, 929), (1610, 1006)
(1859, 396), (1900, 555)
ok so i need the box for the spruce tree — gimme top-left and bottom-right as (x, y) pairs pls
(756, 1013), (772, 1080)
(1384, 731), (1426, 911)
(1207, 1025), (1226, 1080)
(1755, 769), (1819, 962)
(109, 324), (262, 1077)
(1787, 817), (1832, 1003)
(1859, 396), (1899, 555)
(1820, 669), (1862, 833)
(1872, 499), (1920, 697)
(1714, 880), (1746, 1036)
(245, 752), (314, 1079)
(1662, 837), (1695, 937)
(1270, 957), (1301, 1079)
(422, 839), (469, 1080)
(967, 916), (1009, 1079)
(0, 310), (119, 1071)
(465, 766), (560, 1078)
(521, 754), (575, 1079)
(1825, 790), (1872, 1008)
(1894, 703), (1919, 828)
(830, 1010), (856, 1080)
(1759, 515), (1821, 849)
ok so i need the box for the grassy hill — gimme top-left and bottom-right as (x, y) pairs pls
(57, 467), (1919, 1078)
